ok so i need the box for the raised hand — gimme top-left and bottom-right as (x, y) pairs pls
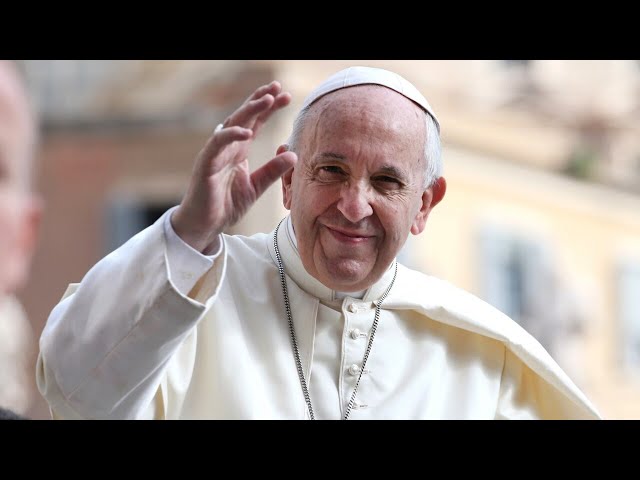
(171, 81), (297, 254)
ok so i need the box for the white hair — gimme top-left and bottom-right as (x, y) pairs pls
(422, 110), (442, 188)
(287, 101), (442, 189)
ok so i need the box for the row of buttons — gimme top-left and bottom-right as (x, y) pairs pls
(345, 302), (373, 411)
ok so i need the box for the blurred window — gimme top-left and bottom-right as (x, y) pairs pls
(502, 60), (531, 68)
(479, 225), (550, 323)
(478, 224), (560, 354)
(106, 200), (178, 253)
(617, 263), (640, 370)
(17, 60), (122, 121)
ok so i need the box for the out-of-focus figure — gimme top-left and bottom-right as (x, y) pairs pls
(0, 60), (42, 417)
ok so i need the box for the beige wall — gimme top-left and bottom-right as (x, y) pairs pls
(412, 146), (640, 419)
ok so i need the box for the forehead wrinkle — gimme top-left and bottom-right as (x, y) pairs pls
(300, 86), (425, 181)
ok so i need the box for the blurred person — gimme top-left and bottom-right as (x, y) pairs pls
(0, 61), (42, 419)
(37, 66), (599, 419)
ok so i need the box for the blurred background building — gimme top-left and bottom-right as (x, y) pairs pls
(13, 60), (640, 419)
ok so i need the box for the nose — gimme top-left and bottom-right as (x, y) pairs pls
(336, 182), (373, 223)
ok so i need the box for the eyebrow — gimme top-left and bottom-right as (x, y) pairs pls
(314, 152), (409, 182)
(315, 152), (347, 162)
(376, 165), (407, 181)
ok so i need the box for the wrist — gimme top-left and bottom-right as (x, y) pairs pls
(171, 208), (221, 254)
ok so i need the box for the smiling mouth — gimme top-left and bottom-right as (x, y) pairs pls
(324, 225), (374, 244)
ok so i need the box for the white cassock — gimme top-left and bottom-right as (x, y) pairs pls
(36, 208), (600, 419)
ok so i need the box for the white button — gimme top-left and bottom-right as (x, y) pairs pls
(348, 364), (360, 376)
(348, 304), (358, 313)
(350, 328), (361, 339)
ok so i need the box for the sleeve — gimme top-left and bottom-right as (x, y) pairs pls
(36, 208), (227, 420)
(164, 206), (222, 295)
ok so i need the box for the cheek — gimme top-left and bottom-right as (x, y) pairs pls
(298, 185), (336, 216)
(377, 201), (413, 242)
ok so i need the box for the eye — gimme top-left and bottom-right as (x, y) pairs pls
(316, 165), (346, 181)
(375, 176), (399, 184)
(320, 166), (344, 174)
(372, 175), (405, 192)
(374, 176), (402, 187)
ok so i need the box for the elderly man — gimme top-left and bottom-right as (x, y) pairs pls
(37, 66), (600, 419)
(0, 61), (41, 419)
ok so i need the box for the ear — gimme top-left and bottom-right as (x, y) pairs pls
(278, 144), (295, 210)
(410, 177), (446, 235)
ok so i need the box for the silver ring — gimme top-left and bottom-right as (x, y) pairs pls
(214, 123), (224, 133)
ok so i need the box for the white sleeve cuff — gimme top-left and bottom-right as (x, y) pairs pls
(163, 206), (223, 295)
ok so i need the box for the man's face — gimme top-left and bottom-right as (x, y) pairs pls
(0, 63), (40, 295)
(281, 85), (445, 292)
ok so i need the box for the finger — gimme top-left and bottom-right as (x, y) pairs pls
(253, 92), (292, 136)
(272, 90), (292, 108)
(248, 81), (282, 102)
(227, 94), (275, 130)
(250, 151), (297, 199)
(223, 82), (287, 133)
(201, 125), (252, 160)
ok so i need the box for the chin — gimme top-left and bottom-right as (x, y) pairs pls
(325, 277), (364, 291)
(322, 262), (374, 291)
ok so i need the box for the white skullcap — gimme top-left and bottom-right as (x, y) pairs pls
(300, 66), (440, 132)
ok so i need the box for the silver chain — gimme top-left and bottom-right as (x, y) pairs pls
(273, 219), (398, 420)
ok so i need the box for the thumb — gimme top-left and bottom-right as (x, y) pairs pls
(250, 151), (297, 199)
